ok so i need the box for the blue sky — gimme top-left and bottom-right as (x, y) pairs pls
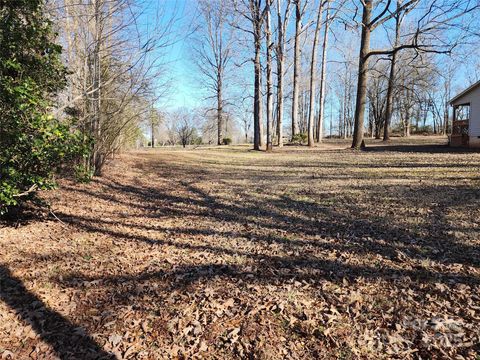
(139, 0), (202, 110)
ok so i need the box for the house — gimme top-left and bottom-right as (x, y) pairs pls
(449, 80), (480, 147)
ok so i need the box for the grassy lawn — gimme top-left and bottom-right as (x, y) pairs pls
(1, 137), (479, 359)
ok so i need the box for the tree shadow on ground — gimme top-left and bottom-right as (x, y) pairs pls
(0, 265), (114, 359)
(44, 172), (478, 346)
(3, 148), (480, 357)
(365, 143), (478, 154)
(81, 175), (479, 269)
(53, 177), (480, 300)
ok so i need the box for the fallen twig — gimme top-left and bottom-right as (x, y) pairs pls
(12, 184), (38, 198)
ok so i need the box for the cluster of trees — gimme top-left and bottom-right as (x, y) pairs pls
(191, 0), (479, 150)
(148, 108), (201, 148)
(53, 0), (174, 174)
(147, 108), (240, 147)
(1, 0), (173, 214)
(1, 0), (479, 214)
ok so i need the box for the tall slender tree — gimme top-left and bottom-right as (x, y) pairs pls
(316, 0), (330, 142)
(275, 0), (292, 147)
(291, 0), (307, 138)
(234, 0), (266, 150)
(383, 0), (404, 141)
(265, 0), (274, 151)
(307, 0), (325, 146)
(193, 0), (235, 146)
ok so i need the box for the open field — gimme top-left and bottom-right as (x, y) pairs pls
(1, 137), (480, 359)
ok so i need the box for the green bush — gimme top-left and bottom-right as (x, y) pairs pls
(222, 137), (232, 145)
(413, 125), (433, 135)
(290, 133), (307, 145)
(74, 163), (95, 184)
(0, 0), (84, 215)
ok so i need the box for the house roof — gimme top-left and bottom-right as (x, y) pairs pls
(449, 79), (480, 105)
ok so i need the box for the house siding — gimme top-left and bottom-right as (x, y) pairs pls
(451, 85), (480, 147)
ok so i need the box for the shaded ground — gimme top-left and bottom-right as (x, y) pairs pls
(1, 137), (480, 359)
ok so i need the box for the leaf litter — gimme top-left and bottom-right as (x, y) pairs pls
(0, 140), (479, 359)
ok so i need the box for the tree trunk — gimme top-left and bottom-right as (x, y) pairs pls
(351, 0), (372, 149)
(307, 0), (324, 147)
(368, 101), (374, 137)
(414, 104), (419, 131)
(92, 0), (103, 175)
(151, 121), (155, 148)
(316, 3), (330, 143)
(253, 35), (263, 150)
(443, 79), (450, 135)
(443, 106), (448, 135)
(266, 2), (273, 151)
(291, 1), (302, 138)
(423, 102), (428, 127)
(217, 74), (223, 145)
(342, 80), (347, 139)
(277, 50), (284, 147)
(405, 104), (411, 136)
(276, 0), (286, 147)
(383, 10), (401, 141)
(382, 53), (397, 141)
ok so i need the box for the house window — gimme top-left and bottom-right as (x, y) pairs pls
(453, 104), (470, 135)
(455, 104), (470, 121)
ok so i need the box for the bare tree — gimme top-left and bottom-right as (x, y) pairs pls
(389, 50), (440, 136)
(307, 0), (325, 146)
(233, 0), (268, 150)
(333, 43), (357, 139)
(275, 0), (292, 147)
(291, 0), (308, 138)
(316, 0), (332, 142)
(54, 0), (176, 174)
(366, 62), (388, 138)
(149, 107), (162, 148)
(383, 0), (406, 141)
(399, 86), (413, 136)
(265, 0), (274, 151)
(192, 0), (235, 146)
(351, 0), (479, 149)
(172, 109), (198, 148)
(440, 62), (455, 135)
(241, 111), (252, 142)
